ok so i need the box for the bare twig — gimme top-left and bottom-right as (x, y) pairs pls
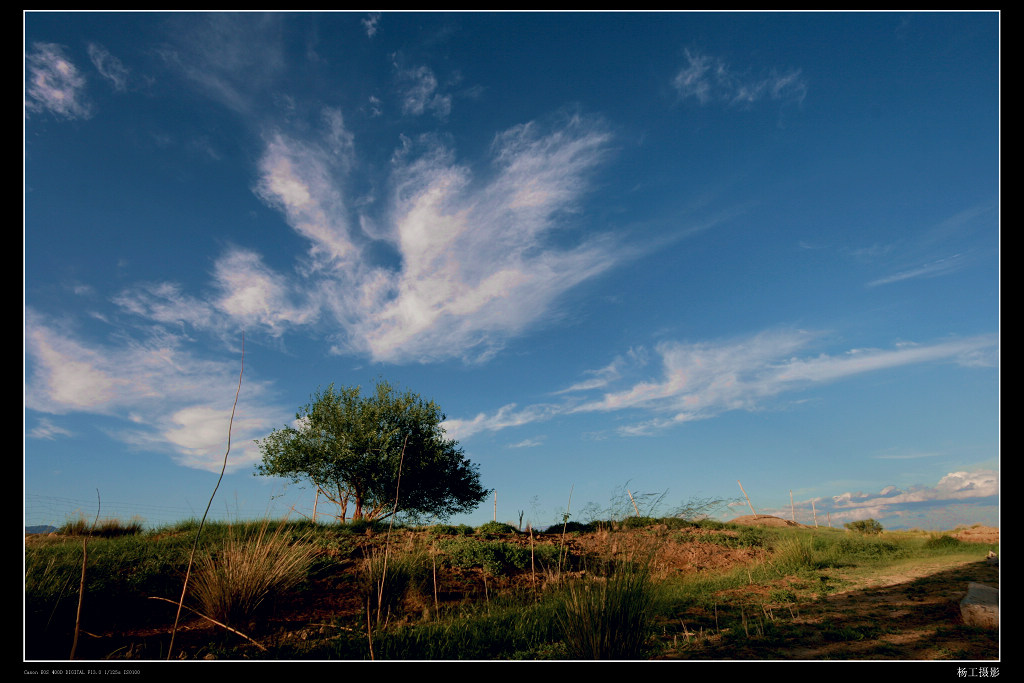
(168, 332), (245, 659)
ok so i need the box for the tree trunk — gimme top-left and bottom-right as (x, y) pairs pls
(336, 484), (348, 523)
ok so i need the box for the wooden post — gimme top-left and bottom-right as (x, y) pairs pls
(790, 490), (795, 522)
(737, 481), (758, 518)
(811, 499), (818, 528)
(313, 488), (319, 524)
(493, 490), (497, 522)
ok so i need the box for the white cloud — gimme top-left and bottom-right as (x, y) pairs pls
(212, 248), (319, 335)
(508, 437), (545, 449)
(25, 311), (285, 472)
(113, 282), (218, 333)
(442, 403), (562, 442)
(672, 49), (806, 108)
(363, 12), (381, 38)
(820, 470), (998, 522)
(25, 43), (92, 119)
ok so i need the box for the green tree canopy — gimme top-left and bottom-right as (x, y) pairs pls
(256, 381), (489, 523)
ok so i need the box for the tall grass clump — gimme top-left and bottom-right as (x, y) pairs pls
(554, 556), (655, 659)
(189, 521), (316, 626)
(771, 536), (823, 573)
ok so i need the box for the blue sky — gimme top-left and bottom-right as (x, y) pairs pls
(25, 11), (999, 532)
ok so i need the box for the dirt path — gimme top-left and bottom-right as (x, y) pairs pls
(667, 556), (999, 660)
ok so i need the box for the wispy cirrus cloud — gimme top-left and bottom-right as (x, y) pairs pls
(159, 13), (286, 115)
(445, 329), (998, 439)
(396, 64), (452, 119)
(248, 111), (622, 363)
(442, 402), (563, 442)
(25, 42), (92, 119)
(27, 417), (74, 441)
(854, 201), (996, 288)
(87, 43), (129, 91)
(672, 49), (807, 108)
(362, 12), (382, 38)
(866, 254), (969, 287)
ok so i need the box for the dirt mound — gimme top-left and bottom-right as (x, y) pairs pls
(953, 525), (999, 544)
(729, 514), (805, 527)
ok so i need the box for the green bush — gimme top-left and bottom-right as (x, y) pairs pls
(428, 523), (474, 536)
(476, 521), (518, 536)
(844, 518), (884, 535)
(620, 516), (659, 529)
(737, 526), (768, 547)
(436, 538), (530, 574)
(923, 534), (962, 549)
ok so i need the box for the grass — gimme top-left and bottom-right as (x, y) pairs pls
(57, 514), (145, 538)
(24, 517), (999, 660)
(554, 556), (656, 659)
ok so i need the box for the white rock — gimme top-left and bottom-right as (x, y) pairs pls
(960, 582), (998, 630)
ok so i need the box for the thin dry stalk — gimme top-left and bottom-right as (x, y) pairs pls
(431, 546), (439, 617)
(558, 484), (574, 577)
(148, 597), (266, 651)
(375, 434), (408, 628)
(70, 489), (100, 659)
(627, 488), (640, 517)
(530, 527), (537, 592)
(366, 597), (375, 660)
(69, 538), (86, 659)
(169, 333), (244, 659)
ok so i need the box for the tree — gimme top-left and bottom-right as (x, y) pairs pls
(255, 380), (489, 523)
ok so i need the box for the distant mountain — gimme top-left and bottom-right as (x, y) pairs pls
(25, 525), (57, 534)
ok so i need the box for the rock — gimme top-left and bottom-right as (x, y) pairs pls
(960, 582), (998, 629)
